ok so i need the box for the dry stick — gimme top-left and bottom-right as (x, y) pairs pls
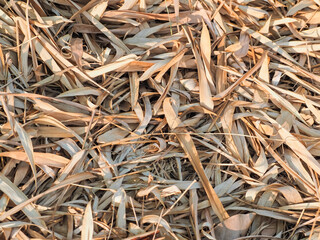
(287, 208), (306, 239)
(309, 207), (320, 240)
(152, 208), (164, 240)
(129, 197), (139, 227)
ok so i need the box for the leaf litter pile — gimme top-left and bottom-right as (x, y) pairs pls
(3, 0), (320, 239)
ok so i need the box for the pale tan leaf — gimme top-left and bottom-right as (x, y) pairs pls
(81, 201), (93, 240)
(0, 151), (69, 168)
(113, 188), (127, 230)
(287, 0), (315, 16)
(238, 5), (268, 19)
(163, 97), (181, 129)
(214, 213), (256, 240)
(184, 25), (214, 110)
(141, 215), (172, 233)
(260, 16), (272, 34)
(13, 120), (37, 185)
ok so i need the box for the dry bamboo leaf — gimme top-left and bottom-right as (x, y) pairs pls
(128, 223), (145, 236)
(299, 27), (320, 38)
(113, 188), (127, 231)
(227, 207), (296, 223)
(286, 0), (315, 16)
(0, 172), (96, 222)
(86, 57), (135, 78)
(225, 42), (242, 53)
(260, 16), (272, 34)
(261, 112), (320, 176)
(284, 149), (314, 192)
(176, 130), (229, 221)
(88, 1), (109, 20)
(97, 128), (130, 143)
(190, 189), (200, 240)
(200, 21), (215, 92)
(0, 152), (69, 168)
(13, 120), (37, 186)
(221, 104), (241, 160)
(154, 48), (187, 83)
(57, 150), (87, 182)
(213, 51), (267, 100)
(297, 11), (320, 24)
(253, 147), (268, 175)
(137, 185), (160, 197)
(129, 72), (139, 108)
(57, 87), (101, 98)
(2, 0), (320, 237)
(238, 5), (268, 19)
(235, 31), (250, 58)
(34, 16), (73, 27)
(161, 185), (181, 197)
(163, 98), (181, 129)
(285, 44), (320, 53)
(242, 27), (298, 65)
(134, 22), (172, 38)
(0, 172), (46, 228)
(284, 71), (320, 94)
(0, 7), (14, 25)
(258, 55), (270, 82)
(214, 213), (256, 240)
(81, 201), (93, 240)
(141, 215), (172, 233)
(183, 25), (214, 110)
(68, 0), (131, 53)
(254, 80), (307, 124)
(119, 0), (138, 10)
(278, 186), (303, 204)
(102, 10), (209, 24)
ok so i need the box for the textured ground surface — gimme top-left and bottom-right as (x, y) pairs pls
(1, 0), (320, 239)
